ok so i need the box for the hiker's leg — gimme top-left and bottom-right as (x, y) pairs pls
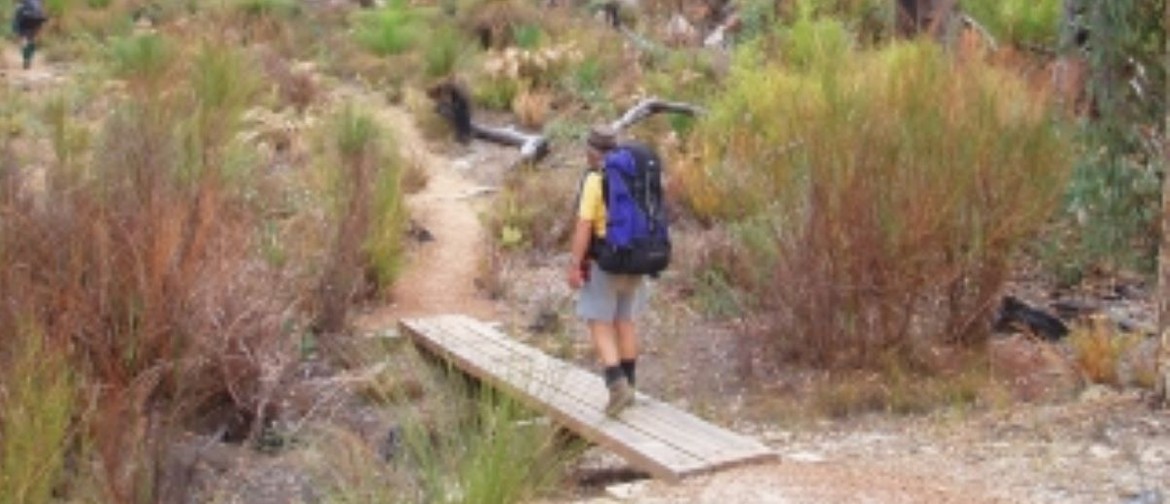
(615, 320), (637, 361)
(589, 320), (620, 367)
(21, 39), (34, 69)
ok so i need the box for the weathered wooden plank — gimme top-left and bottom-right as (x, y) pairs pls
(403, 318), (707, 481)
(446, 316), (774, 456)
(401, 315), (777, 480)
(417, 315), (777, 472)
(426, 316), (777, 464)
(415, 317), (715, 471)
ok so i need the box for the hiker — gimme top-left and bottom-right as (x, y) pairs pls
(567, 125), (669, 417)
(11, 0), (46, 70)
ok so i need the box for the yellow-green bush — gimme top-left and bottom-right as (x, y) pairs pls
(684, 25), (1071, 367)
(0, 323), (74, 504)
(313, 105), (407, 332)
(961, 0), (1063, 48)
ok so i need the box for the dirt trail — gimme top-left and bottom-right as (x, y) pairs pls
(354, 103), (498, 328)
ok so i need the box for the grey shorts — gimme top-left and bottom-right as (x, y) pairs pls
(576, 263), (649, 322)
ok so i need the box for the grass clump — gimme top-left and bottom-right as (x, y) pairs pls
(684, 16), (1071, 369)
(313, 105), (407, 333)
(352, 0), (430, 56)
(0, 323), (75, 504)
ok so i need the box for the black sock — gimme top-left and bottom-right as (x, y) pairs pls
(603, 365), (624, 387)
(620, 359), (636, 387)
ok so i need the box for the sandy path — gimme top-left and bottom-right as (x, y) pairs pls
(354, 104), (497, 328)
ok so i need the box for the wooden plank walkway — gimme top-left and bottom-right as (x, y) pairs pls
(399, 314), (778, 482)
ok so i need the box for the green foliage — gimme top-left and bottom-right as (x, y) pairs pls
(352, 0), (428, 56)
(779, 9), (853, 71)
(424, 27), (464, 78)
(962, 0), (1062, 48)
(109, 34), (175, 91)
(183, 43), (258, 184)
(235, 0), (300, 18)
(687, 36), (1071, 367)
(473, 76), (519, 111)
(365, 137), (407, 293)
(402, 382), (581, 504)
(43, 0), (71, 19)
(484, 170), (573, 253)
(1051, 0), (1166, 278)
(0, 324), (74, 504)
(512, 23), (542, 49)
(315, 105), (406, 329)
(564, 55), (604, 104)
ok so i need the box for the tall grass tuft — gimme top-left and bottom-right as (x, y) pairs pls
(402, 379), (581, 504)
(685, 24), (1071, 368)
(109, 34), (176, 93)
(314, 105), (405, 333)
(352, 0), (428, 56)
(0, 322), (75, 504)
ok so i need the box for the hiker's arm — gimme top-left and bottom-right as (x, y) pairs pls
(567, 219), (592, 289)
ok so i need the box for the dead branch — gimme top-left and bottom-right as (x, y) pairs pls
(609, 97), (705, 132)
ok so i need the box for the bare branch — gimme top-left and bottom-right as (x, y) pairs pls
(609, 97), (705, 132)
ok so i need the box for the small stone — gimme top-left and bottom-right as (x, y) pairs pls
(605, 481), (648, 500)
(785, 451), (827, 463)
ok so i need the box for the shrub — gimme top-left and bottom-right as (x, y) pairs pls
(109, 33), (176, 93)
(352, 0), (429, 56)
(0, 45), (295, 501)
(483, 169), (575, 253)
(1068, 316), (1142, 386)
(313, 105), (406, 332)
(0, 323), (74, 504)
(686, 30), (1071, 368)
(961, 0), (1063, 48)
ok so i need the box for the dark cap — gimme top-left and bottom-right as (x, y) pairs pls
(586, 125), (618, 151)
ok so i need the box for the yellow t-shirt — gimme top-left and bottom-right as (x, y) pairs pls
(577, 171), (607, 238)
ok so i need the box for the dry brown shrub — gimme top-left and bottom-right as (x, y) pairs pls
(512, 88), (551, 129)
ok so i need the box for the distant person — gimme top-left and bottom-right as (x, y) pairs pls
(567, 125), (670, 417)
(11, 0), (47, 70)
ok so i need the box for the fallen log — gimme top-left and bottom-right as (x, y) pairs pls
(469, 122), (549, 164)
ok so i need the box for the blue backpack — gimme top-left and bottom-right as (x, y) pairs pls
(590, 142), (670, 276)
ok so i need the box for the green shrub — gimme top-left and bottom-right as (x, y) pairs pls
(1048, 1), (1165, 279)
(512, 23), (542, 49)
(365, 137), (407, 294)
(483, 170), (574, 253)
(109, 34), (175, 91)
(0, 323), (74, 504)
(687, 34), (1071, 368)
(352, 0), (428, 56)
(962, 0), (1063, 48)
(314, 105), (406, 330)
(424, 27), (464, 78)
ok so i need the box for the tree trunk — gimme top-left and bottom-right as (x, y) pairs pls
(1156, 1), (1170, 408)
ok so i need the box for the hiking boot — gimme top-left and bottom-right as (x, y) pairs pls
(604, 378), (635, 417)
